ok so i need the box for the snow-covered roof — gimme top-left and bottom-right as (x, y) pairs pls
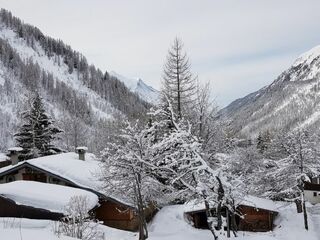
(184, 195), (278, 213)
(0, 181), (99, 214)
(0, 152), (134, 207)
(0, 152), (102, 190)
(76, 146), (88, 151)
(0, 153), (8, 162)
(7, 147), (23, 152)
(184, 200), (208, 213)
(28, 152), (102, 190)
(238, 195), (278, 212)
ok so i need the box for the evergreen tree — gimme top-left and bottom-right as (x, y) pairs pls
(256, 130), (271, 154)
(14, 93), (62, 160)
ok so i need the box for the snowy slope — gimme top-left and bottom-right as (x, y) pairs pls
(111, 71), (160, 104)
(0, 25), (116, 119)
(220, 44), (320, 137)
(0, 218), (78, 240)
(0, 10), (150, 151)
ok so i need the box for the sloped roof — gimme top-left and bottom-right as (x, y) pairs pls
(0, 153), (8, 162)
(304, 182), (320, 191)
(0, 181), (99, 214)
(0, 152), (134, 208)
(184, 195), (278, 213)
(238, 195), (278, 212)
(184, 200), (210, 213)
(0, 153), (101, 189)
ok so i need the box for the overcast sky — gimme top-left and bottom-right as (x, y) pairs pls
(1, 0), (320, 107)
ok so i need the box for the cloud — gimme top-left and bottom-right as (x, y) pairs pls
(1, 0), (320, 106)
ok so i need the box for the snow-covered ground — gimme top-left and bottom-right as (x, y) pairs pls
(0, 218), (77, 240)
(1, 202), (319, 240)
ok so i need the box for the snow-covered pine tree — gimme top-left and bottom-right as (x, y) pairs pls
(256, 130), (271, 154)
(14, 93), (62, 160)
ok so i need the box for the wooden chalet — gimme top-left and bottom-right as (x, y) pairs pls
(237, 204), (277, 232)
(304, 181), (320, 204)
(0, 151), (155, 231)
(184, 196), (278, 232)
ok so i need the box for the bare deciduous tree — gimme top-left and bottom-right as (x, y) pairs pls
(54, 195), (104, 240)
(100, 122), (169, 240)
(162, 37), (196, 119)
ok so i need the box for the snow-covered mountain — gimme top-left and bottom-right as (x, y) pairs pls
(220, 45), (320, 137)
(0, 9), (149, 151)
(110, 71), (160, 104)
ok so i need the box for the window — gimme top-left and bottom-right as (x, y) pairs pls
(314, 192), (317, 197)
(6, 175), (15, 183)
(49, 176), (60, 184)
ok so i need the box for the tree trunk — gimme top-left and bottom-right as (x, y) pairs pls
(226, 208), (230, 238)
(134, 173), (148, 240)
(302, 192), (308, 230)
(215, 176), (225, 231)
(230, 200), (238, 237)
(216, 202), (222, 230)
(295, 199), (302, 213)
(203, 198), (218, 240)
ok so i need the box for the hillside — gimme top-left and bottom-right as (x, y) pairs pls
(220, 45), (320, 137)
(0, 9), (150, 152)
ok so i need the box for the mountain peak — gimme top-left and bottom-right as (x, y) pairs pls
(221, 44), (320, 137)
(293, 45), (320, 67)
(110, 71), (160, 104)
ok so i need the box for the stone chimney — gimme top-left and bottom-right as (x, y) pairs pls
(8, 147), (23, 165)
(76, 146), (88, 161)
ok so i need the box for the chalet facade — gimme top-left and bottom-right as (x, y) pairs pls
(236, 204), (277, 232)
(304, 181), (320, 204)
(0, 150), (154, 231)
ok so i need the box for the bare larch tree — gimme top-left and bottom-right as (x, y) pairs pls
(162, 37), (196, 119)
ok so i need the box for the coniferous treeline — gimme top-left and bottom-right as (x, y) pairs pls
(0, 9), (152, 152)
(0, 8), (150, 119)
(0, 37), (93, 124)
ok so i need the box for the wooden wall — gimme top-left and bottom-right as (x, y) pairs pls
(94, 200), (156, 231)
(95, 200), (138, 231)
(185, 206), (277, 232)
(237, 205), (276, 232)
